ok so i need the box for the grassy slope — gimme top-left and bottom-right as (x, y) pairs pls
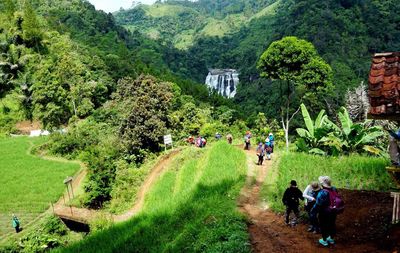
(120, 1), (280, 49)
(0, 137), (80, 236)
(262, 152), (396, 212)
(57, 142), (250, 253)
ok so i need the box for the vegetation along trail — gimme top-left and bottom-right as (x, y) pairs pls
(53, 149), (182, 224)
(238, 147), (398, 253)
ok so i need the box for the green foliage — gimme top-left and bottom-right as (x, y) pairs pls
(56, 142), (250, 253)
(262, 152), (396, 212)
(296, 104), (385, 155)
(0, 137), (79, 236)
(22, 1), (43, 49)
(0, 215), (70, 253)
(114, 75), (173, 162)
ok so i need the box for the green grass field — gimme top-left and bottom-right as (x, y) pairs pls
(0, 137), (80, 237)
(262, 152), (396, 212)
(57, 142), (250, 253)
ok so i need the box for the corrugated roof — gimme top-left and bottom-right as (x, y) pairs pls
(368, 52), (400, 117)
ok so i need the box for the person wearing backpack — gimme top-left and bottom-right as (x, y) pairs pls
(264, 138), (273, 160)
(256, 142), (265, 165)
(311, 176), (344, 247)
(282, 180), (304, 226)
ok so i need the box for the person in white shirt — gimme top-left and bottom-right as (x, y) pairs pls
(303, 181), (321, 233)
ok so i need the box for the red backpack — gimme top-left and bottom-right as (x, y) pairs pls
(323, 189), (345, 214)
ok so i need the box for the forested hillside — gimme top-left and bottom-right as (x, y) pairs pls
(116, 0), (400, 119)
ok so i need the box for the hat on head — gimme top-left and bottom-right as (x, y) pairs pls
(290, 180), (297, 186)
(269, 133), (273, 136)
(311, 181), (321, 191)
(319, 176), (332, 188)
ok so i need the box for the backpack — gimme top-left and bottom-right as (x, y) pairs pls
(323, 189), (345, 214)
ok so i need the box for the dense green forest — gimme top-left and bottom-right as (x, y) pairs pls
(116, 0), (400, 119)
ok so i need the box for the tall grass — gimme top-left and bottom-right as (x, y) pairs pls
(262, 152), (396, 212)
(56, 142), (250, 253)
(0, 137), (80, 236)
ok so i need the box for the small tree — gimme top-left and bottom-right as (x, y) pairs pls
(257, 36), (332, 150)
(115, 75), (174, 162)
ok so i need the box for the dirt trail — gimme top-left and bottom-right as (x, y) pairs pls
(238, 148), (399, 253)
(53, 149), (181, 223)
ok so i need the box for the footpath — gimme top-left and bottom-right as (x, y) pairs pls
(238, 147), (398, 253)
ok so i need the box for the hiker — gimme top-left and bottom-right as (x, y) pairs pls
(282, 180), (304, 225)
(12, 214), (20, 233)
(388, 129), (400, 165)
(264, 138), (273, 160)
(187, 136), (195, 145)
(268, 133), (275, 153)
(256, 142), (265, 165)
(215, 132), (222, 140)
(303, 181), (321, 233)
(201, 137), (207, 147)
(244, 131), (251, 150)
(195, 136), (202, 147)
(311, 176), (343, 247)
(226, 134), (233, 144)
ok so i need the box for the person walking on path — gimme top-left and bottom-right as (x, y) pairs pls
(264, 138), (273, 160)
(303, 181), (321, 233)
(12, 214), (21, 233)
(311, 176), (340, 247)
(282, 180), (304, 225)
(268, 133), (275, 153)
(256, 142), (265, 165)
(244, 131), (251, 150)
(226, 134), (233, 144)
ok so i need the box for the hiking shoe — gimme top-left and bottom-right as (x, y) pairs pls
(307, 226), (314, 232)
(319, 239), (329, 247)
(326, 236), (335, 244)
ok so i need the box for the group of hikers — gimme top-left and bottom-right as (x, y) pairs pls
(242, 131), (275, 165)
(282, 176), (344, 247)
(187, 135), (207, 148)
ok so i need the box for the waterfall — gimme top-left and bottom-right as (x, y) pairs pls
(204, 69), (239, 98)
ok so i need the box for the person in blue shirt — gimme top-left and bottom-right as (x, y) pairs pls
(311, 176), (338, 247)
(268, 133), (275, 153)
(12, 214), (21, 233)
(265, 138), (273, 160)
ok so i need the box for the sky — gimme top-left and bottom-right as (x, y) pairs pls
(87, 0), (157, 13)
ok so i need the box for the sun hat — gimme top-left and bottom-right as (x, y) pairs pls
(319, 176), (332, 188)
(311, 181), (321, 191)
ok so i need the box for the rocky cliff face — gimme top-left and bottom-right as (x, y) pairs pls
(205, 69), (239, 98)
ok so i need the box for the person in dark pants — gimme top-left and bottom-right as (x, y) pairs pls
(12, 214), (20, 233)
(311, 176), (337, 247)
(256, 142), (265, 165)
(303, 181), (321, 233)
(282, 180), (304, 225)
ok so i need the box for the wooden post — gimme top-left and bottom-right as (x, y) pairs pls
(69, 181), (74, 198)
(66, 183), (71, 201)
(391, 192), (400, 224)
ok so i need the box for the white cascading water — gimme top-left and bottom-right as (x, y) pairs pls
(205, 69), (239, 98)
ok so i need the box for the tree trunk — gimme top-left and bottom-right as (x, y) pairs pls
(281, 116), (289, 151)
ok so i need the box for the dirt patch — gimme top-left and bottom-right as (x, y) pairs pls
(15, 121), (41, 134)
(239, 148), (400, 253)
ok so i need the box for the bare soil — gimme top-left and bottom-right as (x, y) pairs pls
(239, 148), (400, 253)
(15, 121), (41, 134)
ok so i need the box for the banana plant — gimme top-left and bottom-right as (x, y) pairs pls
(336, 107), (384, 154)
(296, 103), (332, 154)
